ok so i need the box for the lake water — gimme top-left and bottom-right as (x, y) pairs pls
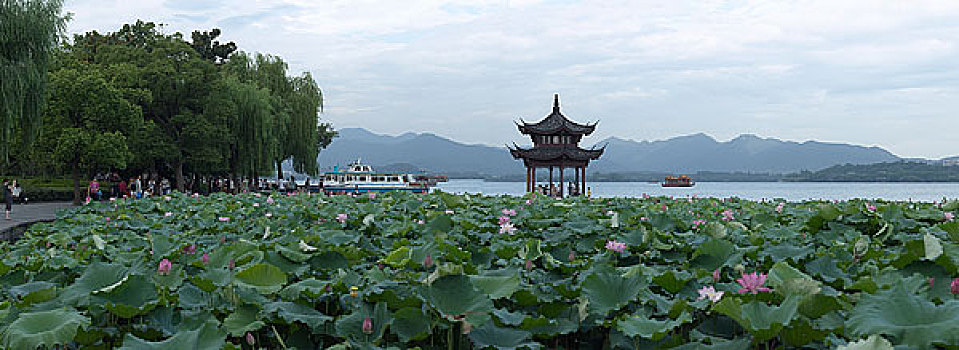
(435, 179), (959, 202)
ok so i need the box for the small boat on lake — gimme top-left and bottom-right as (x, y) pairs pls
(321, 160), (445, 195)
(662, 175), (695, 187)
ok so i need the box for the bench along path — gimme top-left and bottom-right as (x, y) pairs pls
(0, 202), (75, 239)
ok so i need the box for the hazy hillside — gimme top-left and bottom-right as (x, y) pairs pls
(590, 134), (899, 173)
(316, 128), (904, 177)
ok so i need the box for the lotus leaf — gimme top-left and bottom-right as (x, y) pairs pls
(847, 283), (959, 349)
(2, 308), (90, 349)
(582, 270), (647, 316)
(425, 274), (493, 325)
(234, 263), (287, 294)
(469, 321), (540, 350)
(119, 319), (225, 350)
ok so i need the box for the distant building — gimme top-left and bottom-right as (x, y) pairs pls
(508, 94), (604, 197)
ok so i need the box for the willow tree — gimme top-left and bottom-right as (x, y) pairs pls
(224, 51), (331, 180)
(205, 76), (275, 181)
(0, 0), (68, 164)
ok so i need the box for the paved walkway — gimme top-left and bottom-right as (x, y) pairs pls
(0, 202), (75, 233)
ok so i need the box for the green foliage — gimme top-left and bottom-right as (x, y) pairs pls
(0, 0), (68, 163)
(0, 192), (957, 348)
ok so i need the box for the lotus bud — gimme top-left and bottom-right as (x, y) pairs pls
(525, 259), (533, 271)
(228, 259), (235, 270)
(951, 278), (959, 294)
(568, 250), (576, 261)
(929, 277), (935, 288)
(245, 332), (255, 345)
(424, 254), (433, 268)
(362, 317), (373, 334)
(712, 268), (721, 282)
(157, 258), (172, 275)
(201, 252), (209, 264)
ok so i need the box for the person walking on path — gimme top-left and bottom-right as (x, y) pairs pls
(3, 179), (12, 220)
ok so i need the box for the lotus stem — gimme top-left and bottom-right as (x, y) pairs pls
(271, 325), (288, 349)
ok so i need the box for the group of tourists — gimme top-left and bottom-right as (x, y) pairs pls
(87, 173), (173, 201)
(84, 172), (322, 202)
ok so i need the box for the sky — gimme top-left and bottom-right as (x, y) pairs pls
(63, 0), (959, 159)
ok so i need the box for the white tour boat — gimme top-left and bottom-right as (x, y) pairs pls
(321, 160), (446, 195)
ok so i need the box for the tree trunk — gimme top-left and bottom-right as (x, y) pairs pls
(71, 160), (82, 205)
(175, 160), (185, 192)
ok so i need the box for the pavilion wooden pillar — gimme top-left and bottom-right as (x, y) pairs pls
(575, 167), (580, 195)
(559, 166), (565, 197)
(582, 168), (587, 196)
(549, 167), (553, 195)
(525, 167), (530, 192)
(532, 167), (536, 193)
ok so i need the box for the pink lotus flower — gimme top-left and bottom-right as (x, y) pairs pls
(246, 332), (255, 345)
(265, 212), (273, 218)
(736, 272), (772, 294)
(721, 210), (734, 221)
(946, 212), (954, 221)
(157, 258), (172, 275)
(867, 204), (877, 211)
(525, 199), (532, 205)
(266, 197), (274, 204)
(218, 217), (230, 222)
(951, 278), (959, 294)
(499, 222), (516, 234)
(502, 208), (516, 216)
(369, 193), (377, 199)
(416, 219), (424, 225)
(498, 216), (510, 225)
(192, 193), (200, 198)
(201, 252), (210, 264)
(362, 317), (373, 334)
(697, 286), (724, 302)
(605, 240), (626, 253)
(182, 244), (196, 255)
(105, 217), (110, 222)
(424, 255), (433, 268)
(775, 203), (784, 213)
(253, 203), (259, 207)
(109, 197), (116, 202)
(164, 212), (172, 217)
(164, 196), (171, 201)
(336, 213), (348, 223)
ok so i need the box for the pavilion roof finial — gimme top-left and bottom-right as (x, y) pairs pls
(553, 94), (560, 113)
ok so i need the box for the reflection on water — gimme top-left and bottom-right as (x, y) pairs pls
(436, 180), (959, 202)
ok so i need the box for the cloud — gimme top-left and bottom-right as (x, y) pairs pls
(62, 0), (959, 158)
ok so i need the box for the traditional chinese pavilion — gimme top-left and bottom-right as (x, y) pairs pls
(509, 94), (604, 197)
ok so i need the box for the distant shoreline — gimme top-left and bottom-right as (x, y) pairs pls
(446, 178), (959, 184)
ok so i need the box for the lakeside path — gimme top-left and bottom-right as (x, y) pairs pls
(0, 202), (75, 234)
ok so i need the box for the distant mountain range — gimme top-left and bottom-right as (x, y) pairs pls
(316, 128), (948, 178)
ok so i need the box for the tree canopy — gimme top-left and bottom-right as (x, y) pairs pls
(2, 16), (336, 201)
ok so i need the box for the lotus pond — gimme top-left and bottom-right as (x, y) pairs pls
(1, 192), (959, 349)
